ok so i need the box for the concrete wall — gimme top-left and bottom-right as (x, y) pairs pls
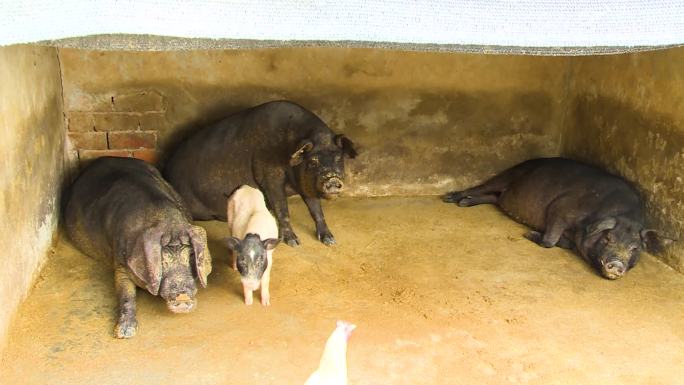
(0, 45), (65, 350)
(59, 48), (568, 195)
(562, 47), (684, 272)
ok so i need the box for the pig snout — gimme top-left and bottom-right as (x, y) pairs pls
(319, 174), (344, 196)
(601, 259), (627, 280)
(166, 292), (197, 313)
(167, 296), (196, 313)
(241, 278), (261, 291)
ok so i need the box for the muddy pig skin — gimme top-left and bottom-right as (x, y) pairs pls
(443, 157), (674, 280)
(225, 185), (279, 306)
(64, 157), (212, 338)
(164, 100), (358, 247)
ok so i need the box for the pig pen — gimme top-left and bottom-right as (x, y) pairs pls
(2, 43), (684, 385)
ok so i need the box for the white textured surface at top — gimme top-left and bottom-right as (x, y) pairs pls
(1, 0), (683, 48)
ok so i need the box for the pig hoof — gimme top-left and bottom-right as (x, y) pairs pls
(524, 231), (554, 247)
(283, 233), (300, 247)
(442, 191), (464, 203)
(115, 318), (138, 339)
(261, 297), (271, 306)
(523, 230), (542, 242)
(245, 298), (254, 305)
(318, 232), (336, 246)
(456, 197), (476, 207)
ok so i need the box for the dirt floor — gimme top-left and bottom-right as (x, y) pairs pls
(1, 196), (684, 385)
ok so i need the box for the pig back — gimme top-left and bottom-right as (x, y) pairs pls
(497, 158), (640, 231)
(228, 186), (278, 240)
(164, 100), (331, 220)
(65, 157), (191, 264)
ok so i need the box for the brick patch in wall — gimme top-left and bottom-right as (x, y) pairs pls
(68, 90), (166, 113)
(67, 112), (95, 132)
(67, 112), (166, 132)
(92, 113), (141, 132)
(132, 150), (160, 164)
(68, 132), (108, 150)
(111, 91), (165, 112)
(78, 149), (132, 163)
(138, 113), (166, 130)
(108, 131), (157, 149)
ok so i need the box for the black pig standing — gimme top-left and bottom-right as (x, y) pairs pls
(164, 100), (358, 247)
(65, 157), (212, 338)
(443, 157), (674, 279)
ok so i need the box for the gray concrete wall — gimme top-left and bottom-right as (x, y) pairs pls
(0, 45), (66, 350)
(58, 48), (569, 195)
(562, 46), (684, 272)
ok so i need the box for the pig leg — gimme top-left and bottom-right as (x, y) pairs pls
(260, 252), (273, 306)
(443, 162), (537, 204)
(303, 196), (335, 245)
(455, 194), (498, 207)
(524, 203), (571, 248)
(243, 285), (254, 305)
(262, 181), (300, 247)
(114, 265), (138, 339)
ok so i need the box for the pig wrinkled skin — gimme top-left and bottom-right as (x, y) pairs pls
(443, 157), (674, 280)
(225, 185), (279, 306)
(64, 157), (212, 338)
(164, 100), (358, 247)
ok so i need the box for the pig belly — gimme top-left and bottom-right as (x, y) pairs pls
(498, 187), (551, 232)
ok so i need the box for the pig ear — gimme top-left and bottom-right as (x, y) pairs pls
(586, 217), (617, 238)
(334, 134), (358, 159)
(128, 225), (164, 296)
(641, 229), (675, 254)
(289, 140), (314, 167)
(188, 225), (212, 288)
(225, 237), (242, 251)
(262, 238), (280, 250)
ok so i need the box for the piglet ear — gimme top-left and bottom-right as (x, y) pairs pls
(128, 225), (164, 296)
(188, 225), (212, 288)
(334, 134), (358, 159)
(289, 140), (314, 166)
(262, 238), (280, 250)
(225, 237), (242, 251)
(641, 229), (675, 254)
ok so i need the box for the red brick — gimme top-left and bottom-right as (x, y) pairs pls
(112, 91), (165, 112)
(132, 149), (160, 164)
(108, 131), (157, 150)
(78, 149), (131, 163)
(68, 132), (108, 150)
(92, 113), (140, 132)
(67, 112), (95, 132)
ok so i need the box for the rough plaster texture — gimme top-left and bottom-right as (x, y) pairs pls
(0, 45), (65, 351)
(58, 48), (568, 195)
(561, 47), (684, 272)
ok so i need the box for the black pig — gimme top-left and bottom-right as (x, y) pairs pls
(64, 157), (212, 338)
(164, 100), (358, 247)
(442, 157), (674, 279)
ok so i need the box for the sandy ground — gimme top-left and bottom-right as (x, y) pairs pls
(1, 196), (684, 385)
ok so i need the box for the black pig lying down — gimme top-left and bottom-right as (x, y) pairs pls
(65, 157), (212, 338)
(443, 157), (674, 280)
(164, 100), (357, 247)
